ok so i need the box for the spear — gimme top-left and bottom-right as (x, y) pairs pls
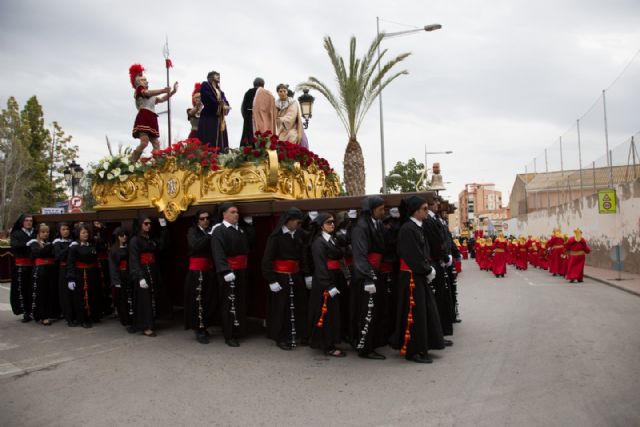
(105, 135), (113, 156)
(163, 36), (173, 148)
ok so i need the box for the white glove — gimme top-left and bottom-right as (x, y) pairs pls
(158, 218), (167, 227)
(139, 278), (149, 289)
(364, 283), (376, 294)
(269, 282), (282, 292)
(427, 267), (436, 283)
(328, 287), (340, 298)
(446, 255), (453, 267)
(68, 282), (76, 291)
(224, 272), (236, 282)
(114, 283), (121, 288)
(305, 276), (313, 290)
(243, 216), (253, 225)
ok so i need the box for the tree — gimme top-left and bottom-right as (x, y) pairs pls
(43, 121), (79, 204)
(0, 97), (34, 229)
(21, 96), (51, 211)
(383, 158), (426, 193)
(298, 35), (411, 195)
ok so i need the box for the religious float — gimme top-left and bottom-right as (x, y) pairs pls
(90, 132), (342, 222)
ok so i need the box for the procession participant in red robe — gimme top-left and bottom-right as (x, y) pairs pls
(517, 237), (528, 270)
(453, 239), (462, 273)
(538, 239), (549, 270)
(565, 228), (591, 283)
(547, 228), (565, 276)
(484, 238), (494, 272)
(491, 234), (508, 278)
(460, 240), (469, 260)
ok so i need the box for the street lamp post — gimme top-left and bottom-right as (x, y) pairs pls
(424, 145), (452, 188)
(377, 18), (442, 193)
(63, 160), (84, 198)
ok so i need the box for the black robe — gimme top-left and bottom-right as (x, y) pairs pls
(391, 220), (444, 356)
(129, 230), (166, 331)
(351, 216), (387, 353)
(109, 245), (133, 326)
(30, 241), (57, 321)
(184, 226), (216, 332)
(309, 235), (344, 351)
(240, 87), (257, 145)
(198, 81), (230, 150)
(424, 215), (454, 336)
(212, 223), (252, 340)
(10, 227), (34, 317)
(93, 227), (112, 316)
(54, 238), (73, 323)
(66, 243), (100, 324)
(262, 228), (309, 345)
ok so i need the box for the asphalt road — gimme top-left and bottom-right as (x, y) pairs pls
(1, 260), (639, 427)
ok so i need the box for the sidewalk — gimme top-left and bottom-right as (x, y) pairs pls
(584, 265), (640, 297)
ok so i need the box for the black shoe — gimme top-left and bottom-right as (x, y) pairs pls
(196, 333), (210, 344)
(444, 339), (454, 347)
(278, 341), (293, 350)
(359, 351), (386, 360)
(453, 318), (462, 323)
(407, 353), (433, 363)
(127, 326), (138, 334)
(81, 322), (93, 329)
(67, 321), (79, 327)
(299, 338), (309, 346)
(225, 338), (240, 347)
(21, 316), (32, 323)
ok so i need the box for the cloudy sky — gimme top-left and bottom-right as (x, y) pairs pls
(1, 0), (639, 204)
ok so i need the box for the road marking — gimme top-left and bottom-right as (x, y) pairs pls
(0, 284), (10, 291)
(0, 342), (19, 351)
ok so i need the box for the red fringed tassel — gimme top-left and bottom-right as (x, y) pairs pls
(83, 269), (91, 317)
(316, 290), (329, 328)
(400, 273), (416, 356)
(165, 58), (173, 68)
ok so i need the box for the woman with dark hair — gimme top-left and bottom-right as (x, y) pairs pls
(66, 224), (100, 328)
(128, 216), (167, 337)
(308, 213), (346, 357)
(262, 207), (311, 350)
(184, 210), (215, 344)
(10, 214), (35, 322)
(391, 196), (442, 363)
(54, 223), (75, 326)
(109, 226), (133, 327)
(29, 223), (57, 325)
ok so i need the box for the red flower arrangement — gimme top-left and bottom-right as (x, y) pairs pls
(150, 138), (220, 172)
(225, 131), (338, 182)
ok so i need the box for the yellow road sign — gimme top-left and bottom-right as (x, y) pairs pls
(598, 189), (617, 214)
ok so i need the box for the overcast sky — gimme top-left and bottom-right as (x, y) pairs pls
(1, 0), (639, 205)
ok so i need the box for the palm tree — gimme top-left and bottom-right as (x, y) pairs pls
(298, 34), (411, 196)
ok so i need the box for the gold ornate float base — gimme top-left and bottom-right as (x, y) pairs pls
(92, 153), (341, 221)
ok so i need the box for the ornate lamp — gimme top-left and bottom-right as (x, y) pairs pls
(297, 89), (315, 129)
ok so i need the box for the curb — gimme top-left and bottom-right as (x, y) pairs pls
(584, 274), (640, 298)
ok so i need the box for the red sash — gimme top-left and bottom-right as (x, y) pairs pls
(273, 259), (299, 274)
(326, 259), (342, 270)
(227, 255), (248, 270)
(399, 259), (411, 272)
(15, 257), (33, 267)
(189, 257), (213, 271)
(118, 260), (128, 271)
(35, 258), (55, 266)
(367, 252), (383, 269)
(140, 252), (155, 265)
(97, 252), (108, 261)
(76, 262), (98, 268)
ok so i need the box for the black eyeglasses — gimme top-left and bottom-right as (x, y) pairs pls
(142, 221), (152, 225)
(324, 220), (335, 225)
(199, 216), (210, 221)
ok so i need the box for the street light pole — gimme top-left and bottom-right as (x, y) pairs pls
(377, 18), (442, 194)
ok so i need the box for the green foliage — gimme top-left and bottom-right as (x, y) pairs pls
(383, 158), (426, 193)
